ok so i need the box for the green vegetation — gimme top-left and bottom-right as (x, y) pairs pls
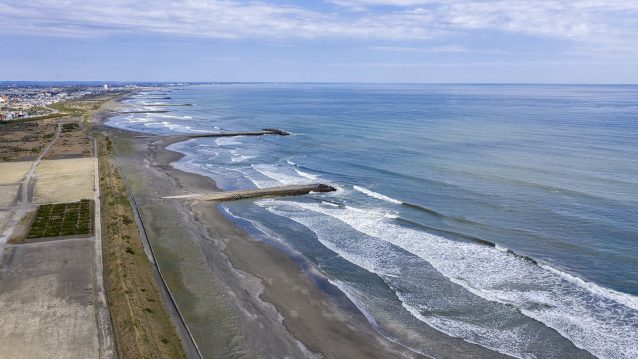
(97, 134), (185, 358)
(0, 113), (68, 124)
(50, 102), (81, 115)
(27, 199), (94, 239)
(61, 122), (80, 133)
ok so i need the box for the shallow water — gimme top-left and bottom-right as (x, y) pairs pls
(108, 83), (638, 359)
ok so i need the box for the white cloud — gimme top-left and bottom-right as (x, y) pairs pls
(331, 0), (638, 39)
(369, 45), (470, 53)
(0, 1), (382, 40)
(0, 0), (636, 48)
(368, 45), (519, 55)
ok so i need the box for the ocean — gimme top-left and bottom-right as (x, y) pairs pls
(107, 83), (638, 359)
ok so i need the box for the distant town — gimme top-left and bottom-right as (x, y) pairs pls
(0, 83), (137, 121)
(0, 82), (233, 121)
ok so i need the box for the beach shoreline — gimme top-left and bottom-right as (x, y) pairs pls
(95, 120), (424, 357)
(94, 94), (509, 358)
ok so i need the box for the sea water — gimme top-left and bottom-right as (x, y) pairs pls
(107, 83), (638, 359)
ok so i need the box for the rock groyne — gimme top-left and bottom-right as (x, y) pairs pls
(164, 184), (336, 201)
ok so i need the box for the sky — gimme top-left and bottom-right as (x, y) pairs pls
(1, 0), (638, 83)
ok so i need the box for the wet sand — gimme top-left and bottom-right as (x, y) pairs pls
(95, 102), (509, 358)
(100, 128), (416, 358)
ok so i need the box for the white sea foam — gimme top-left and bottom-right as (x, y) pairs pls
(251, 164), (323, 187)
(194, 147), (219, 156)
(329, 280), (431, 358)
(328, 279), (380, 327)
(215, 137), (243, 146)
(294, 168), (319, 181)
(259, 200), (531, 358)
(229, 149), (255, 163)
(224, 205), (422, 356)
(252, 164), (315, 187)
(539, 263), (638, 311)
(398, 295), (528, 359)
(160, 121), (185, 131)
(353, 185), (402, 205)
(286, 159), (297, 166)
(321, 201), (340, 207)
(156, 114), (192, 120)
(124, 116), (153, 123)
(259, 202), (401, 278)
(242, 171), (280, 189)
(154, 121), (209, 133)
(259, 200), (638, 359)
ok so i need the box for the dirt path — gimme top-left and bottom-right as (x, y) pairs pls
(92, 137), (117, 359)
(0, 123), (61, 261)
(21, 123), (62, 206)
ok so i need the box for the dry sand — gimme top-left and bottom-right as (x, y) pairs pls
(0, 161), (32, 185)
(0, 185), (20, 208)
(33, 158), (95, 203)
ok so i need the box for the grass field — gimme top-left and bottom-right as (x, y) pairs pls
(61, 123), (80, 133)
(0, 120), (58, 162)
(27, 200), (93, 239)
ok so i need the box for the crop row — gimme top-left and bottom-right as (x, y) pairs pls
(27, 200), (94, 239)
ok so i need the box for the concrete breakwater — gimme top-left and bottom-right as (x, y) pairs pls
(164, 184), (336, 201)
(162, 128), (332, 201)
(120, 110), (169, 114)
(144, 103), (193, 107)
(188, 128), (290, 138)
(131, 128), (290, 140)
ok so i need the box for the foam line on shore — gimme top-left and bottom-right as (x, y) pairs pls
(257, 200), (526, 358)
(260, 200), (638, 359)
(353, 185), (402, 204)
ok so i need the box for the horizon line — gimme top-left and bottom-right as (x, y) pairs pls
(1, 80), (638, 86)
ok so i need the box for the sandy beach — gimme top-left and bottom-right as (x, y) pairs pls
(93, 95), (513, 359)
(98, 131), (412, 357)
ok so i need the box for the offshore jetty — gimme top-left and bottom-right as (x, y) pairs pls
(164, 184), (336, 201)
(164, 128), (336, 201)
(134, 129), (290, 139)
(188, 128), (290, 138)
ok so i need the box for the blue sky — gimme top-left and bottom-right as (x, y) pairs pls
(1, 0), (637, 83)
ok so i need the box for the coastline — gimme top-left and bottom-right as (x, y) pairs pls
(95, 96), (509, 358)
